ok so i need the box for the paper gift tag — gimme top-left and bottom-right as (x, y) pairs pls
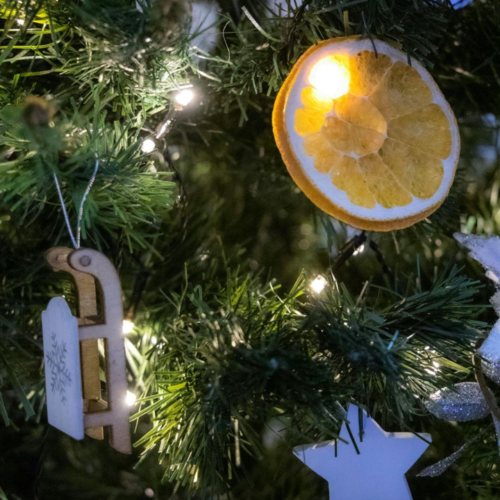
(42, 297), (84, 440)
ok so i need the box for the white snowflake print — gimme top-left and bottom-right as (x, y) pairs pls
(46, 332), (72, 404)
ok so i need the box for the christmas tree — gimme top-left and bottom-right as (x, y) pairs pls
(1, 0), (500, 498)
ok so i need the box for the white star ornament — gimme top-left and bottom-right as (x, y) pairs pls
(294, 404), (431, 500)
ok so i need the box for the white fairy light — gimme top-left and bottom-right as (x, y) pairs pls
(310, 275), (328, 294)
(309, 57), (350, 99)
(175, 89), (195, 108)
(122, 319), (135, 334)
(141, 138), (156, 153)
(126, 391), (137, 406)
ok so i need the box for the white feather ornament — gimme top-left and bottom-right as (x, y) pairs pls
(190, 1), (220, 54)
(265, 0), (304, 17)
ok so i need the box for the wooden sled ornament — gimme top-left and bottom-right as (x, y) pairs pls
(45, 247), (132, 454)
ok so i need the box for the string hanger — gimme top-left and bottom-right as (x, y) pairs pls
(53, 156), (99, 249)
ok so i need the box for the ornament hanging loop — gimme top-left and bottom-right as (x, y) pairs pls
(53, 157), (99, 249)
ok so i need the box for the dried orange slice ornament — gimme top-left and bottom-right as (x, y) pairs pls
(273, 36), (460, 231)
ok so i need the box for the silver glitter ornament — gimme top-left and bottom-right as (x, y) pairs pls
(479, 320), (500, 385)
(494, 416), (500, 454)
(454, 233), (500, 282)
(425, 382), (490, 422)
(482, 359), (500, 386)
(417, 437), (478, 477)
(455, 233), (500, 314)
(425, 233), (500, 473)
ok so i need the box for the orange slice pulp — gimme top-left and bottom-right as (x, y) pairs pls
(273, 36), (460, 231)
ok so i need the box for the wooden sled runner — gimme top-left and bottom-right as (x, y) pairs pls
(45, 247), (132, 454)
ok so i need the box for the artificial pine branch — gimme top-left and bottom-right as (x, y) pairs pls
(136, 263), (485, 493)
(204, 0), (451, 119)
(0, 0), (499, 498)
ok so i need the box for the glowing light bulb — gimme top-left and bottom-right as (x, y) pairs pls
(141, 138), (156, 153)
(310, 275), (328, 294)
(122, 319), (135, 334)
(126, 391), (137, 406)
(308, 57), (350, 99)
(175, 89), (194, 108)
(353, 244), (365, 256)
